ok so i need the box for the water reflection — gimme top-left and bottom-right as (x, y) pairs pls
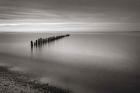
(30, 34), (70, 53)
(0, 32), (140, 93)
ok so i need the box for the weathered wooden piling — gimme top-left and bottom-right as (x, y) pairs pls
(31, 34), (70, 49)
(31, 41), (33, 48)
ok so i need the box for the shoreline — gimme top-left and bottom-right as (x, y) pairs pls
(0, 57), (72, 93)
(0, 65), (72, 93)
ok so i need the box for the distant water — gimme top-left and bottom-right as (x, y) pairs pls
(0, 32), (140, 93)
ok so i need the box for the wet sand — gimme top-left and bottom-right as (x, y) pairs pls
(0, 53), (72, 93)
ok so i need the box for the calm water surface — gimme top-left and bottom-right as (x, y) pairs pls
(0, 32), (140, 93)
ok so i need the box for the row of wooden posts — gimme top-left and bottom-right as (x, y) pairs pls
(31, 34), (70, 48)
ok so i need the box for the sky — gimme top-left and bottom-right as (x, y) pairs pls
(0, 0), (140, 32)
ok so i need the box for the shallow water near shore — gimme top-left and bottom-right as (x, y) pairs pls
(0, 32), (140, 93)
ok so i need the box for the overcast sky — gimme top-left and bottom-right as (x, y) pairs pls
(0, 0), (140, 32)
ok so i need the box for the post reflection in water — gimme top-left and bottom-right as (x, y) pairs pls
(30, 34), (70, 53)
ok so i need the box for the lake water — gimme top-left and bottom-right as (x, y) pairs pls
(0, 32), (140, 93)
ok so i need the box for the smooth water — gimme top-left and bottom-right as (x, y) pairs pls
(0, 32), (140, 93)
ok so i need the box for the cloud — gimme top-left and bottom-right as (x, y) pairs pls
(0, 0), (140, 32)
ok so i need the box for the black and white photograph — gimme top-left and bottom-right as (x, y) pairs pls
(0, 0), (140, 93)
